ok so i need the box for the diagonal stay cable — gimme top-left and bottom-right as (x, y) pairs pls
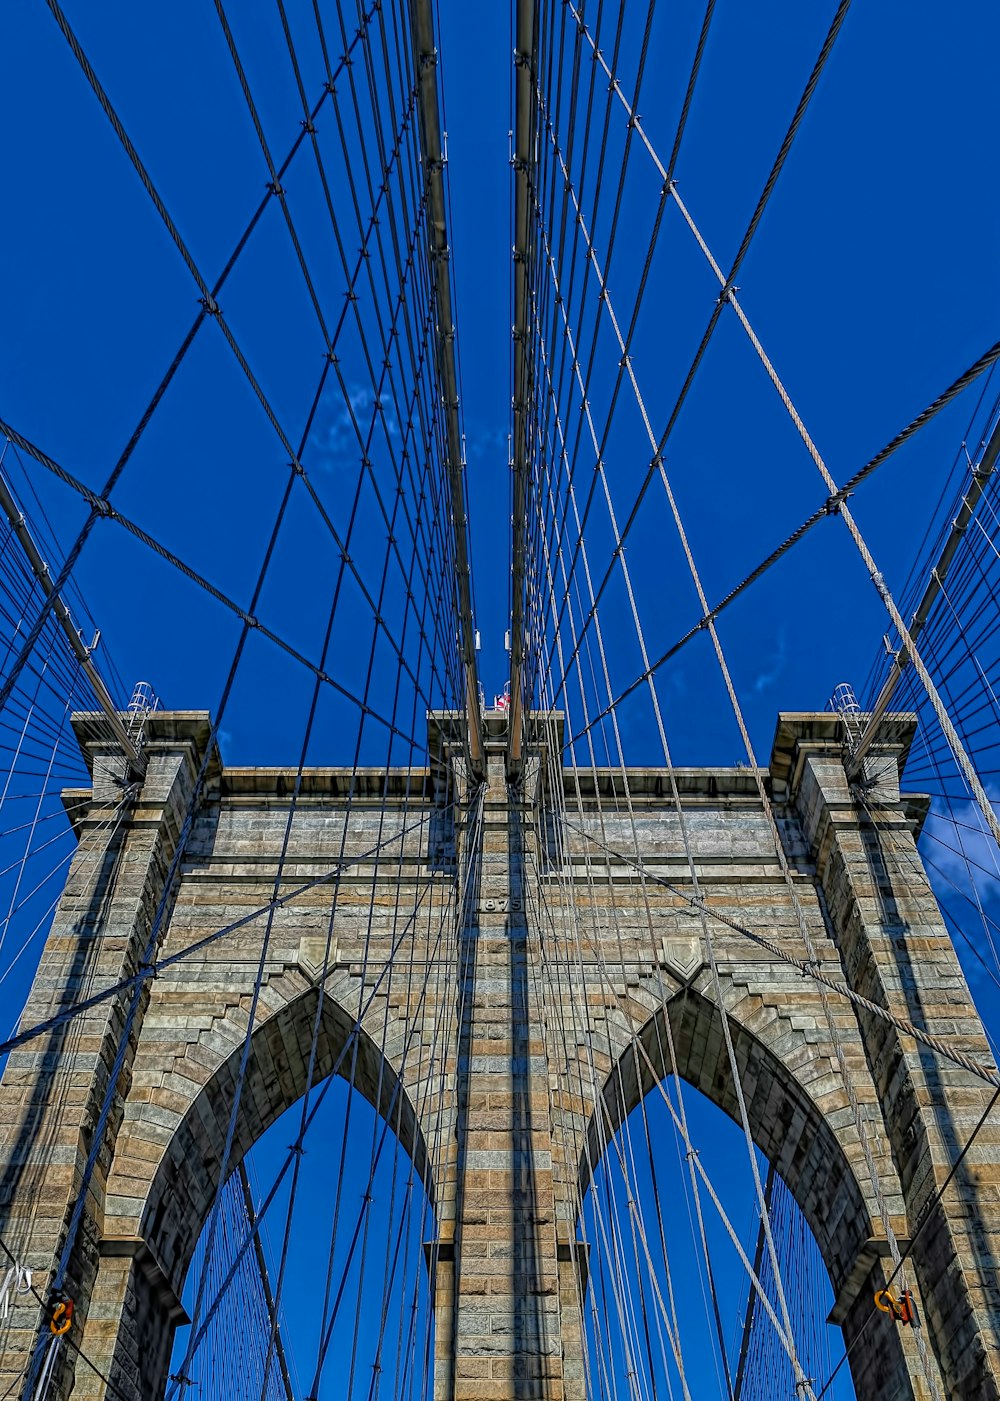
(563, 815), (1000, 1090)
(36, 0), (430, 720)
(218, 0), (450, 670)
(0, 800), (456, 1061)
(167, 787), (479, 1394)
(560, 334), (1000, 747)
(537, 0), (854, 701)
(0, 420), (426, 748)
(815, 1030), (1000, 1394)
(0, 6), (379, 721)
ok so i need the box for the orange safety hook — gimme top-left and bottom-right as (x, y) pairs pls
(874, 1287), (918, 1327)
(50, 1298), (74, 1337)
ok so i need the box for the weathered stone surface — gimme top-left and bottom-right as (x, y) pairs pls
(0, 711), (997, 1399)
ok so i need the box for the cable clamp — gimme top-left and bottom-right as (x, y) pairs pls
(268, 181), (285, 197)
(419, 49), (438, 71)
(246, 614), (260, 630)
(93, 495), (114, 519)
(301, 119), (316, 135)
(870, 570), (889, 601)
(289, 458), (305, 477)
(824, 492), (844, 515)
(200, 295), (221, 317)
(716, 283), (738, 307)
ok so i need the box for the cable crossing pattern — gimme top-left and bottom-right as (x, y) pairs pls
(1, 4), (1000, 1401)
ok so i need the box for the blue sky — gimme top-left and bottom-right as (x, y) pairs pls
(2, 2), (1000, 1397)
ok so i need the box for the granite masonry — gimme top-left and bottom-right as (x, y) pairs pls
(0, 709), (998, 1399)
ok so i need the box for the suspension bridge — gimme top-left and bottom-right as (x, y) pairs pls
(1, 3), (1000, 1400)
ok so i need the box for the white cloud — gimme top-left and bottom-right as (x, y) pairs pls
(752, 627), (787, 695)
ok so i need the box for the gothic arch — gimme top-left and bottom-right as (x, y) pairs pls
(573, 985), (913, 1400)
(84, 971), (434, 1400)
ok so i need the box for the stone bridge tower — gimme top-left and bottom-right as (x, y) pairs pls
(0, 708), (999, 1399)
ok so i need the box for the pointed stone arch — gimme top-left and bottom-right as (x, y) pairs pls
(573, 985), (908, 1400)
(85, 968), (435, 1400)
(4, 712), (1000, 1400)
